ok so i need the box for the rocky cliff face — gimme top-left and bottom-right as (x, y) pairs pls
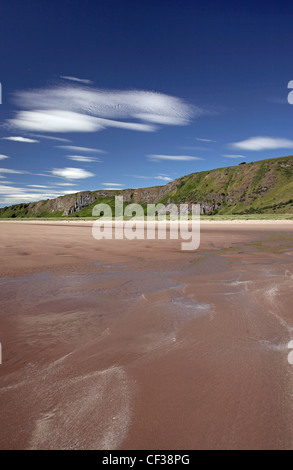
(27, 191), (97, 215)
(66, 192), (97, 215)
(26, 180), (182, 217)
(127, 180), (180, 204)
(2, 155), (293, 218)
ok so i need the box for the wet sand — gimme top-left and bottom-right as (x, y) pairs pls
(0, 220), (293, 449)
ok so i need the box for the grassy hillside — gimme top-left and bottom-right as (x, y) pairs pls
(159, 155), (293, 215)
(1, 155), (293, 218)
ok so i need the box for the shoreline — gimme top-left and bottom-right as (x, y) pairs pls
(1, 218), (293, 225)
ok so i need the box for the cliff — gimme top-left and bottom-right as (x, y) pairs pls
(2, 155), (293, 217)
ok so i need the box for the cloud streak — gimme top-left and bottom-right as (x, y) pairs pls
(51, 167), (95, 179)
(2, 136), (39, 143)
(54, 182), (77, 186)
(126, 174), (172, 181)
(195, 137), (215, 142)
(56, 145), (105, 153)
(28, 134), (71, 142)
(60, 76), (94, 85)
(9, 110), (157, 133)
(231, 136), (293, 151)
(154, 175), (172, 181)
(27, 185), (52, 189)
(0, 168), (28, 174)
(0, 184), (76, 205)
(9, 84), (201, 134)
(66, 155), (102, 162)
(9, 110), (105, 133)
(148, 155), (203, 161)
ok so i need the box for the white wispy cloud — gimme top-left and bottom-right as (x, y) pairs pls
(61, 76), (94, 85)
(0, 154), (10, 160)
(126, 174), (172, 181)
(28, 134), (71, 142)
(9, 110), (156, 133)
(102, 183), (124, 187)
(54, 182), (77, 186)
(96, 117), (156, 132)
(9, 85), (200, 134)
(35, 173), (59, 178)
(9, 110), (105, 133)
(126, 174), (150, 180)
(51, 167), (95, 179)
(2, 136), (39, 143)
(133, 114), (187, 125)
(27, 185), (51, 188)
(222, 154), (246, 159)
(56, 145), (105, 153)
(154, 175), (172, 181)
(0, 168), (28, 174)
(195, 137), (215, 142)
(231, 136), (293, 151)
(0, 184), (76, 204)
(148, 155), (203, 161)
(66, 155), (102, 162)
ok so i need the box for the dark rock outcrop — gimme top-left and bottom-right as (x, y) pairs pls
(66, 192), (97, 215)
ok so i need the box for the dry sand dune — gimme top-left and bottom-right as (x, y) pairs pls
(0, 221), (293, 449)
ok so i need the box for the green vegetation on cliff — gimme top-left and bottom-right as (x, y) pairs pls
(160, 155), (293, 215)
(1, 155), (293, 218)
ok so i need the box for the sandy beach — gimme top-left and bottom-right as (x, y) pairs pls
(1, 220), (293, 449)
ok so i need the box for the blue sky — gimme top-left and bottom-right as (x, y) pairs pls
(1, 0), (293, 205)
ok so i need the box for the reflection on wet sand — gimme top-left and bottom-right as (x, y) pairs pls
(0, 221), (293, 449)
